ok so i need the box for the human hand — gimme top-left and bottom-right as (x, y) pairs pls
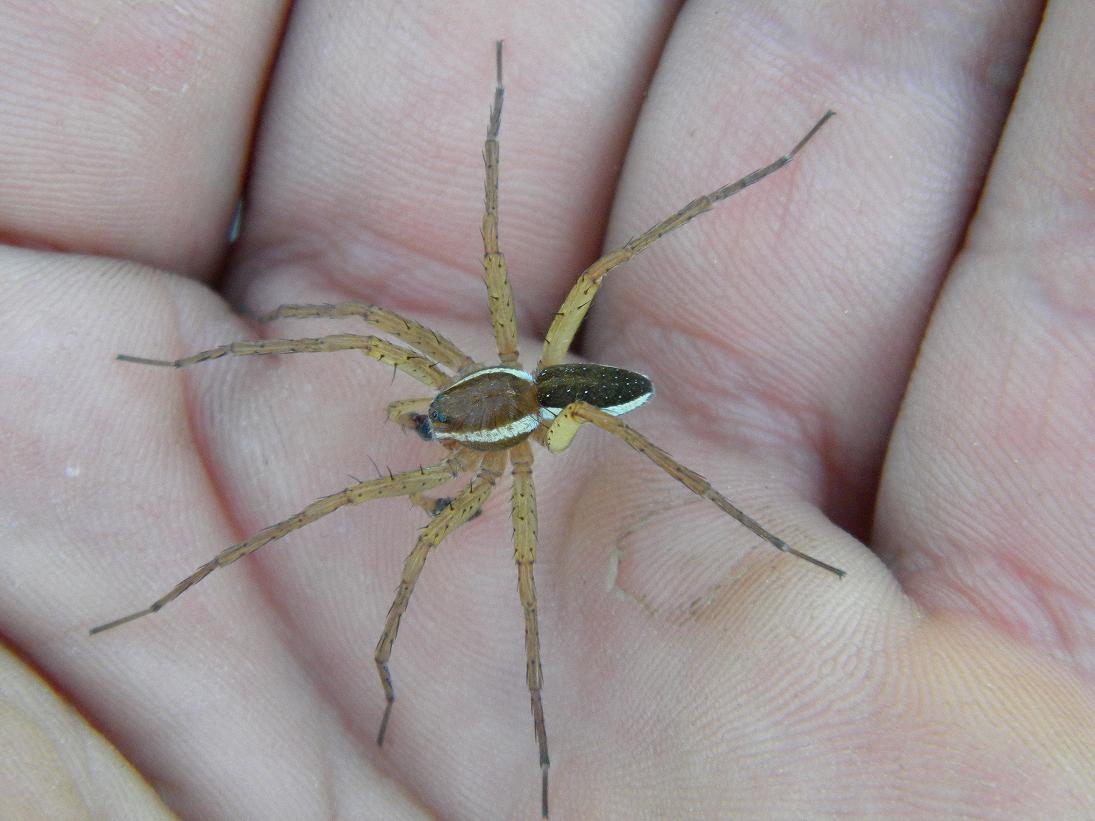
(2, 3), (1092, 819)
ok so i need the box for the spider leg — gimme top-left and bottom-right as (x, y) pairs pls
(544, 402), (845, 577)
(481, 41), (520, 367)
(375, 449), (507, 746)
(89, 450), (479, 634)
(537, 112), (834, 368)
(118, 333), (453, 390)
(510, 440), (550, 819)
(260, 303), (476, 374)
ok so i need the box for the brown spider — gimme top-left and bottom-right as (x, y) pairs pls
(91, 42), (843, 819)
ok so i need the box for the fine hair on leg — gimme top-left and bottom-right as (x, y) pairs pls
(510, 440), (550, 819)
(538, 112), (835, 369)
(260, 302), (476, 374)
(118, 333), (454, 390)
(374, 449), (506, 745)
(545, 401), (845, 577)
(89, 450), (479, 634)
(481, 41), (520, 367)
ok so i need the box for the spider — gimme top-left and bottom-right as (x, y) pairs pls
(91, 42), (844, 820)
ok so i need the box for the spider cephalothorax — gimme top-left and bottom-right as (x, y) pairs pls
(92, 42), (842, 820)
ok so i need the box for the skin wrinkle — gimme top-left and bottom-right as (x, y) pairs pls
(122, 289), (415, 750)
(995, 550), (1080, 659)
(585, 184), (932, 542)
(1030, 241), (1095, 324)
(1031, 350), (1061, 452)
(233, 17), (669, 351)
(115, 283), (257, 582)
(266, 565), (424, 820)
(236, 222), (540, 348)
(606, 296), (835, 481)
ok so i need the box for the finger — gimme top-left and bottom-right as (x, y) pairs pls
(875, 1), (1095, 673)
(0, 645), (177, 819)
(583, 2), (1042, 534)
(0, 2), (287, 276)
(225, 2), (679, 334)
(0, 255), (443, 818)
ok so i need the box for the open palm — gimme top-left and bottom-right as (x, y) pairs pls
(3, 3), (1092, 819)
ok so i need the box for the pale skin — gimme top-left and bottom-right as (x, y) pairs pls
(1, 4), (1093, 821)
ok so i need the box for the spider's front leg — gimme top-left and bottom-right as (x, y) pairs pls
(119, 333), (453, 390)
(537, 111), (834, 369)
(259, 302), (475, 374)
(542, 402), (845, 577)
(480, 41), (521, 367)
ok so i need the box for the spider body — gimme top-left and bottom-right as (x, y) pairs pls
(92, 43), (843, 820)
(425, 363), (653, 450)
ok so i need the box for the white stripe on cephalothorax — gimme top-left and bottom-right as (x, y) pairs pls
(433, 412), (541, 444)
(446, 366), (534, 389)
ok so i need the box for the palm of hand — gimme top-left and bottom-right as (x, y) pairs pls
(3, 5), (1093, 820)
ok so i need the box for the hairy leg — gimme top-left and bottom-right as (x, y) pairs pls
(260, 302), (476, 374)
(509, 440), (550, 818)
(481, 42), (520, 367)
(538, 113), (834, 368)
(374, 449), (507, 744)
(543, 401), (844, 577)
(90, 449), (479, 633)
(119, 332), (453, 390)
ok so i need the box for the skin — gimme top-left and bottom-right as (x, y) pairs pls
(1, 1), (1092, 818)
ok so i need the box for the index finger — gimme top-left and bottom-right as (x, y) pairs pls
(0, 2), (287, 276)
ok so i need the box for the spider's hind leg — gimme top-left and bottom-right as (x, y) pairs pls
(542, 401), (845, 577)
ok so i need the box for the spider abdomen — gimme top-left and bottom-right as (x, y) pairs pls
(535, 363), (653, 419)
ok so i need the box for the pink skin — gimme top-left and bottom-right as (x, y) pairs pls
(2, 2), (1092, 819)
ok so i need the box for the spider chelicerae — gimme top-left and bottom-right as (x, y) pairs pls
(91, 42), (844, 819)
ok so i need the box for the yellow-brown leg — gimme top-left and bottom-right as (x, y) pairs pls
(510, 440), (550, 818)
(538, 112), (835, 368)
(544, 402), (845, 577)
(481, 41), (520, 367)
(260, 303), (476, 374)
(119, 333), (452, 390)
(89, 449), (479, 634)
(374, 449), (508, 745)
